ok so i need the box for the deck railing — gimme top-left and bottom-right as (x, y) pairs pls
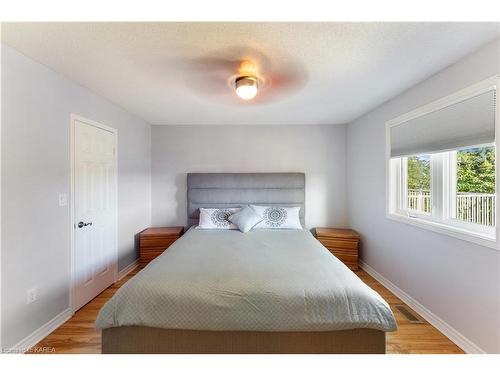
(407, 189), (496, 226)
(456, 193), (495, 227)
(407, 189), (431, 213)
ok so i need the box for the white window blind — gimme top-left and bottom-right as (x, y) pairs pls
(390, 89), (496, 158)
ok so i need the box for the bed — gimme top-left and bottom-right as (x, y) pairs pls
(96, 173), (397, 353)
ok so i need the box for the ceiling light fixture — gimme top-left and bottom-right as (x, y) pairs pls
(234, 76), (258, 100)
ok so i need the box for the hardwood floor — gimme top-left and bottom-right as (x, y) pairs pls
(358, 270), (464, 354)
(30, 267), (464, 354)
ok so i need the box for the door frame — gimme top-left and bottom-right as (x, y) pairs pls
(69, 113), (118, 314)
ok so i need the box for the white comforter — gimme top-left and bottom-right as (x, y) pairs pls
(96, 228), (397, 332)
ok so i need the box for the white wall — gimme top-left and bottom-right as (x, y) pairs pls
(1, 44), (151, 348)
(346, 40), (500, 353)
(151, 124), (347, 229)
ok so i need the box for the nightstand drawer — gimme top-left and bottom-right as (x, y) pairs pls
(140, 248), (167, 263)
(329, 248), (358, 268)
(141, 246), (172, 256)
(315, 228), (360, 271)
(317, 238), (358, 250)
(139, 227), (184, 268)
(140, 237), (177, 248)
(139, 246), (172, 267)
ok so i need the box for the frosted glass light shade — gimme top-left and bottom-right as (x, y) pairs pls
(235, 76), (258, 100)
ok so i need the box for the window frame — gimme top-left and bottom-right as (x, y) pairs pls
(386, 76), (500, 250)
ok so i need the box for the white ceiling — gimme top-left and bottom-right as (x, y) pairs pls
(2, 22), (499, 126)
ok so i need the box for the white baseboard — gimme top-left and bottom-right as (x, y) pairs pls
(7, 308), (72, 354)
(117, 259), (139, 281)
(360, 260), (486, 354)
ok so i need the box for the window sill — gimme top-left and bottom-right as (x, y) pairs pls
(386, 212), (498, 251)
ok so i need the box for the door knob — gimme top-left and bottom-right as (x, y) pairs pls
(77, 221), (93, 228)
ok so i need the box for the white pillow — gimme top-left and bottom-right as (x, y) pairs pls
(250, 205), (302, 229)
(198, 208), (241, 229)
(228, 205), (263, 233)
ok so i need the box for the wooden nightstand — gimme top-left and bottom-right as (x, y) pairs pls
(315, 228), (360, 270)
(139, 227), (184, 268)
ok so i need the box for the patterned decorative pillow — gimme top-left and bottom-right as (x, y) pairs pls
(250, 205), (303, 229)
(228, 205), (263, 233)
(198, 208), (241, 229)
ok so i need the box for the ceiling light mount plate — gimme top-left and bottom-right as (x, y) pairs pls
(234, 75), (259, 86)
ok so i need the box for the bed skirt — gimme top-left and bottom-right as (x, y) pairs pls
(102, 326), (386, 354)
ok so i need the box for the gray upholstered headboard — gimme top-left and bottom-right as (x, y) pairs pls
(186, 173), (305, 228)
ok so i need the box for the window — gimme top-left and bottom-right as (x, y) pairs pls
(406, 155), (431, 214)
(387, 77), (499, 248)
(454, 145), (495, 227)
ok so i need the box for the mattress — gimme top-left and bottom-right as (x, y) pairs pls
(95, 228), (397, 332)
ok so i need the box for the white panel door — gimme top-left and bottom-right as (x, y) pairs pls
(73, 118), (117, 311)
